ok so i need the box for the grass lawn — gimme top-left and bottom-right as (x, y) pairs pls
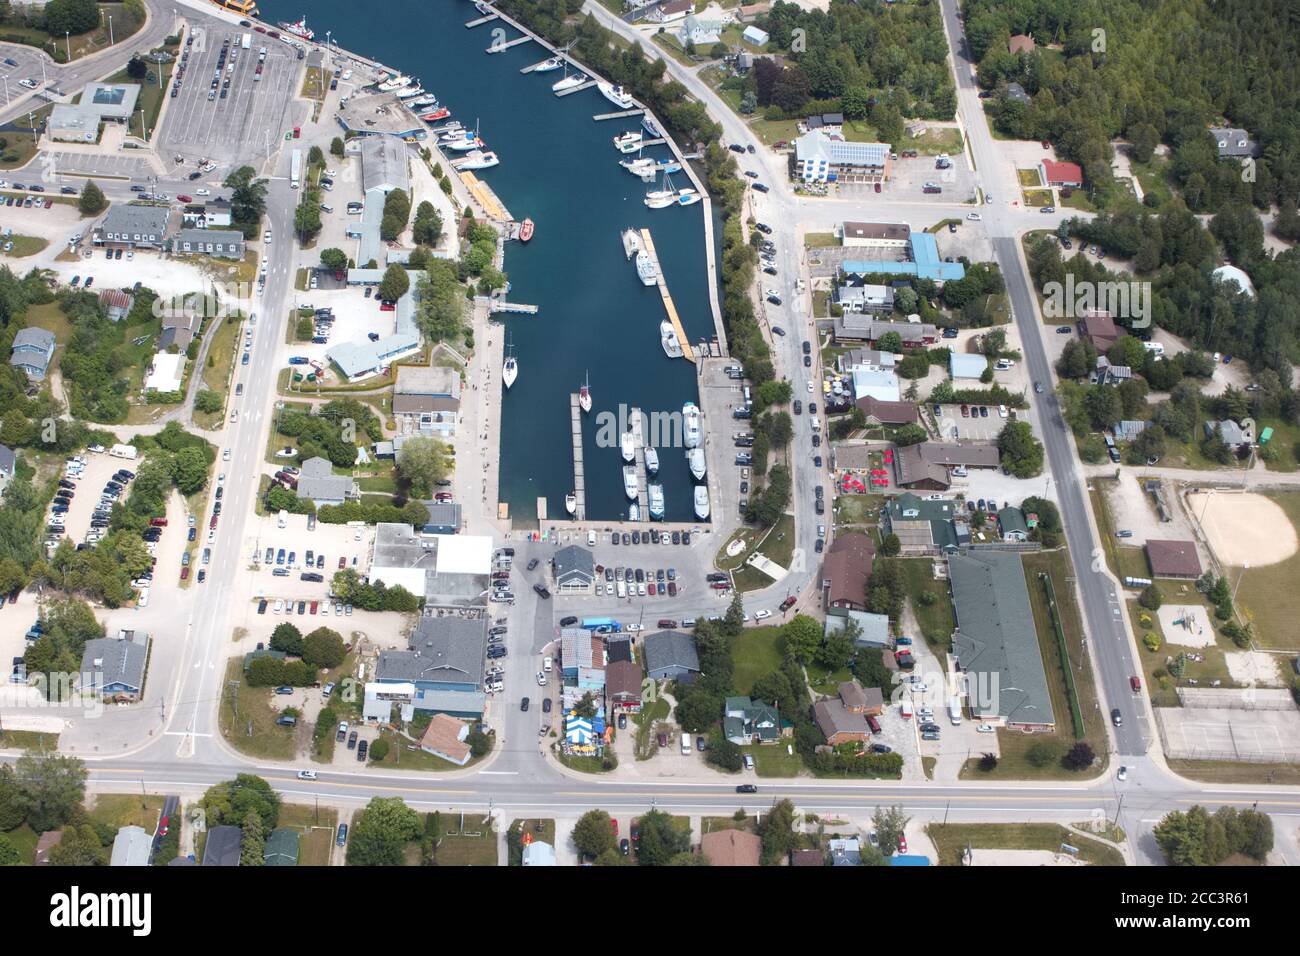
(743, 742), (803, 777)
(650, 32), (697, 68)
(432, 824), (498, 866)
(193, 316), (242, 429)
(730, 625), (783, 696)
(278, 803), (338, 866)
(732, 513), (796, 592)
(0, 104), (53, 169)
(1128, 156), (1174, 207)
(1023, 188), (1054, 207)
(89, 794), (164, 831)
(927, 823), (1125, 866)
(1, 823), (39, 865)
(1, 235), (49, 258)
(0, 729), (60, 750)
(372, 727), (484, 771)
(896, 558), (955, 651)
(1130, 595), (1236, 707)
(301, 66), (325, 101)
(1058, 188), (1095, 211)
(842, 119), (880, 143)
(902, 126), (964, 156)
(1016, 168), (1042, 187)
(217, 658), (302, 760)
(1229, 491), (1300, 651)
(748, 117), (801, 146)
(634, 696), (670, 759)
(1166, 759), (1300, 786)
(1256, 417), (1300, 473)
(701, 814), (755, 834)
(804, 232), (839, 248)
(806, 661), (853, 695)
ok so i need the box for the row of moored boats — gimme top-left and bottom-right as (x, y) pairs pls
(597, 402), (706, 521)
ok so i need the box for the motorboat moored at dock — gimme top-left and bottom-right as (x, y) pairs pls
(579, 372), (592, 413)
(687, 447), (707, 481)
(378, 73), (411, 92)
(451, 150), (499, 170)
(620, 156), (655, 176)
(620, 428), (635, 463)
(518, 218), (534, 242)
(648, 483), (665, 520)
(635, 249), (658, 286)
(598, 82), (635, 109)
(661, 320), (684, 358)
(628, 501), (641, 521)
(694, 485), (710, 520)
(534, 56), (564, 72)
(397, 85), (426, 99)
(565, 492), (577, 516)
(683, 401), (701, 448)
(621, 227), (642, 259)
(644, 447), (659, 475)
(623, 465), (639, 500)
(421, 108), (451, 122)
(410, 94), (439, 108)
(279, 16), (314, 40)
(613, 130), (643, 153)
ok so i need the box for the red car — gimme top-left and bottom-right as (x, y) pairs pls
(960, 404), (969, 417)
(180, 567), (189, 580)
(379, 300), (396, 311)
(779, 596), (797, 611)
(1130, 675), (1142, 692)
(667, 582), (677, 596)
(898, 834), (908, 853)
(611, 818), (618, 837)
(177, 194), (193, 203)
(647, 583), (656, 596)
(149, 517), (168, 527)
(158, 816), (169, 836)
(434, 492), (454, 502)
(209, 514), (218, 529)
(310, 601), (319, 615)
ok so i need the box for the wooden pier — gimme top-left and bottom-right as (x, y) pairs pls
(555, 79), (597, 97)
(569, 393), (586, 521)
(457, 170), (511, 221)
(630, 406), (648, 521)
(487, 36), (532, 54)
(638, 228), (696, 365)
(488, 300), (539, 315)
(464, 14), (498, 27)
(593, 108), (644, 121)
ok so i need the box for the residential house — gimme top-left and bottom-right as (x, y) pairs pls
(522, 841), (557, 866)
(295, 456), (359, 507)
(1204, 419), (1252, 450)
(159, 312), (202, 351)
(1005, 82), (1031, 105)
(839, 348), (896, 372)
(263, 829), (300, 866)
(374, 614), (487, 717)
(813, 684), (876, 745)
(835, 277), (895, 314)
(559, 627), (607, 695)
(553, 545), (595, 594)
(202, 825), (242, 866)
(849, 363), (900, 402)
(649, 0), (692, 23)
(678, 14), (724, 47)
(997, 506), (1029, 541)
(174, 228), (245, 259)
(833, 315), (939, 348)
(892, 442), (1000, 491)
(1093, 355), (1132, 386)
(77, 630), (150, 699)
(700, 828), (762, 866)
(855, 396), (919, 426)
(1039, 160), (1084, 188)
(723, 696), (782, 745)
(950, 552), (1055, 730)
(795, 130), (891, 184)
(822, 531), (875, 611)
(418, 713), (473, 765)
(605, 659), (644, 713)
(790, 848), (825, 866)
(1145, 539), (1203, 580)
(828, 837), (863, 866)
(825, 607), (891, 648)
(419, 501), (461, 535)
(98, 289), (134, 321)
(109, 826), (153, 866)
(805, 112), (845, 132)
(95, 204), (170, 249)
(880, 492), (966, 553)
(144, 351), (185, 393)
(841, 232), (966, 284)
(394, 364), (461, 438)
(1081, 311), (1120, 351)
(742, 24), (769, 46)
(643, 630), (700, 682)
(1209, 127), (1260, 160)
(10, 327), (56, 380)
(1113, 420), (1148, 442)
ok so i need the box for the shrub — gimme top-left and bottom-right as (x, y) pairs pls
(1142, 632), (1161, 652)
(1026, 741), (1061, 768)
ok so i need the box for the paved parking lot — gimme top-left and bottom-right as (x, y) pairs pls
(38, 150), (156, 181)
(243, 511), (373, 608)
(159, 25), (299, 167)
(0, 44), (51, 101)
(1156, 703), (1300, 762)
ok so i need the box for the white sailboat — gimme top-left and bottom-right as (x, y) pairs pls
(502, 337), (518, 389)
(687, 447), (707, 481)
(619, 155), (656, 175)
(534, 56), (564, 72)
(660, 320), (684, 358)
(565, 492), (577, 516)
(648, 483), (665, 521)
(598, 82), (635, 109)
(694, 485), (710, 520)
(623, 465), (639, 501)
(579, 372), (592, 413)
(644, 447), (659, 475)
(635, 249), (658, 287)
(682, 401), (701, 448)
(552, 62), (587, 93)
(620, 428), (635, 463)
(621, 227), (642, 259)
(644, 171), (677, 209)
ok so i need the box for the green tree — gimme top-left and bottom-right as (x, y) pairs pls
(49, 824), (105, 866)
(0, 833), (18, 866)
(78, 180), (107, 215)
(871, 805), (909, 857)
(346, 797), (421, 866)
(307, 145), (325, 168)
(330, 136), (345, 158)
(45, 0), (100, 36)
(395, 435), (452, 498)
(412, 201), (443, 247)
(756, 799), (797, 864)
(239, 809), (265, 866)
(635, 809), (690, 866)
(998, 420), (1044, 478)
(368, 738), (390, 761)
(302, 627), (345, 668)
(223, 166), (268, 225)
(704, 737), (743, 771)
(12, 752), (87, 832)
(572, 810), (616, 859)
(194, 389), (223, 414)
(380, 188), (411, 241)
(377, 263), (410, 302)
(1139, 584), (1164, 610)
(270, 622), (304, 656)
(201, 774), (281, 831)
(320, 247), (348, 273)
(126, 56), (148, 80)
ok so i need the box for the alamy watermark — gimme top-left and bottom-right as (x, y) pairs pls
(1041, 274), (1151, 328)
(594, 404), (687, 450)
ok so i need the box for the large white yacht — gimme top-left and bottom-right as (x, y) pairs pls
(682, 401), (701, 448)
(660, 320), (684, 358)
(687, 447), (707, 481)
(623, 465), (639, 500)
(620, 428), (635, 463)
(621, 227), (642, 259)
(635, 249), (658, 286)
(694, 485), (710, 520)
(598, 82), (635, 109)
(644, 447), (659, 475)
(648, 483), (665, 521)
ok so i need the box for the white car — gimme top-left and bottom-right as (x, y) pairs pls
(755, 609), (772, 620)
(263, 231), (272, 243)
(536, 671), (547, 686)
(976, 724), (996, 733)
(807, 381), (814, 392)
(222, 448), (231, 461)
(273, 599), (284, 613)
(1116, 765), (1128, 782)
(195, 188), (210, 196)
(296, 770), (318, 780)
(543, 655), (553, 672)
(966, 212), (982, 221)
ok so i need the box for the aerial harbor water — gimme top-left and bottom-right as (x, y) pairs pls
(259, 0), (717, 524)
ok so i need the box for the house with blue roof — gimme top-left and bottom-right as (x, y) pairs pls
(841, 232), (966, 285)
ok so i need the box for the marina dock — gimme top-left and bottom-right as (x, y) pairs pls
(555, 79), (597, 97)
(630, 406), (648, 520)
(458, 170), (512, 222)
(487, 36), (532, 53)
(593, 108), (644, 121)
(464, 13), (498, 27)
(489, 300), (539, 315)
(638, 228), (696, 365)
(569, 393), (587, 521)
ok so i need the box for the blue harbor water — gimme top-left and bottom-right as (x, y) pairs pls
(258, 0), (716, 524)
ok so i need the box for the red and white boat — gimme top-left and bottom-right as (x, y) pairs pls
(518, 218), (534, 242)
(421, 107), (450, 122)
(278, 16), (314, 40)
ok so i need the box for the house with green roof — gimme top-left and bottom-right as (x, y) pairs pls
(997, 506), (1029, 541)
(880, 493), (967, 554)
(263, 828), (300, 866)
(723, 696), (783, 745)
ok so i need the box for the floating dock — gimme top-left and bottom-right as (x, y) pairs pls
(457, 170), (511, 221)
(489, 300), (539, 315)
(487, 36), (531, 54)
(569, 393), (586, 521)
(464, 13), (498, 27)
(630, 406), (648, 521)
(555, 79), (597, 97)
(593, 108), (644, 121)
(639, 228), (695, 365)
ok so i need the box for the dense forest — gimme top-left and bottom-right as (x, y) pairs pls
(968, 0), (1300, 212)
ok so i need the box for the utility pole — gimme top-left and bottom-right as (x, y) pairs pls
(109, 15), (114, 47)
(66, 31), (71, 63)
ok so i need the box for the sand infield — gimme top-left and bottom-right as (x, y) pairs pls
(1187, 491), (1298, 567)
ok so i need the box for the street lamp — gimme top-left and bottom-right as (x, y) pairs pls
(66, 31), (71, 63)
(109, 16), (114, 47)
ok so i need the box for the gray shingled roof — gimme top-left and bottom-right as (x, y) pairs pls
(376, 615), (486, 686)
(642, 630), (700, 675)
(553, 545), (594, 585)
(79, 634), (150, 694)
(295, 456), (355, 504)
